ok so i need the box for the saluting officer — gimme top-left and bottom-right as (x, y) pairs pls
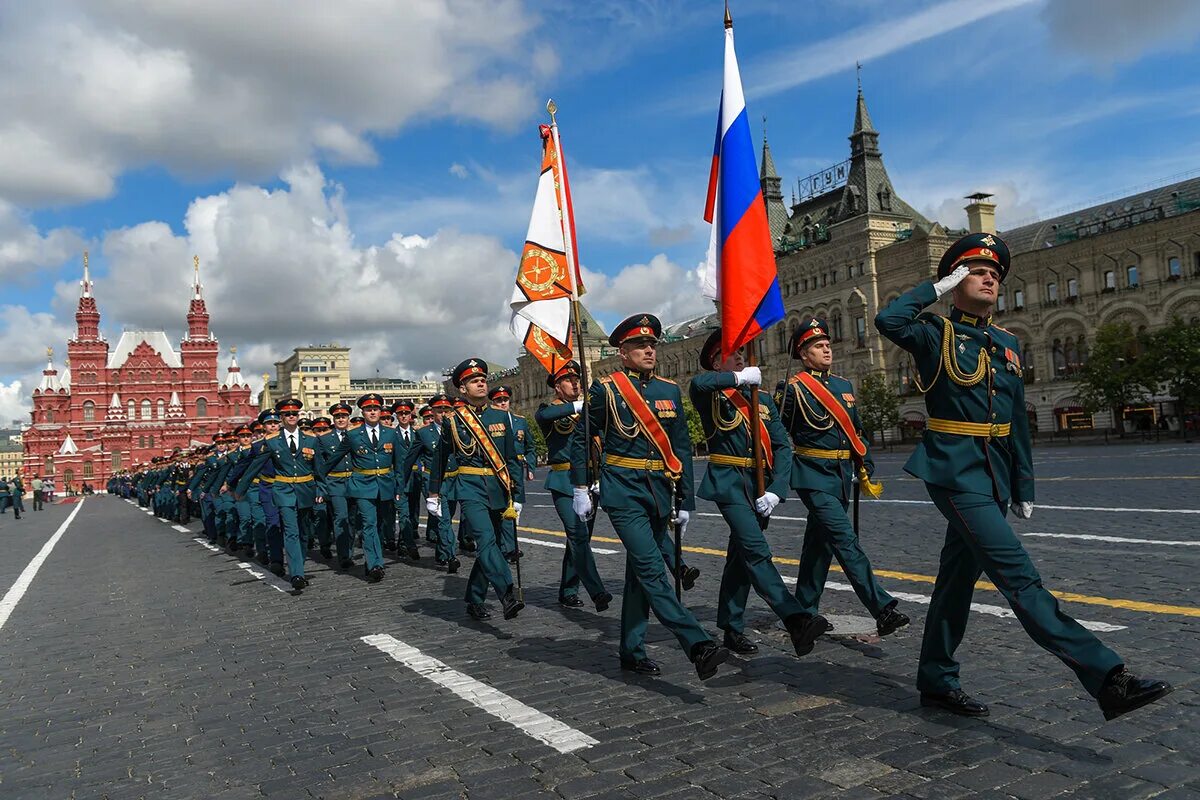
(234, 398), (327, 592)
(426, 359), (526, 621)
(402, 394), (460, 572)
(571, 314), (729, 681)
(778, 317), (909, 639)
(876, 232), (1171, 720)
(535, 360), (612, 611)
(689, 329), (824, 657)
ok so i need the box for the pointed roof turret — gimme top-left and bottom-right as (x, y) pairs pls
(105, 392), (127, 423)
(166, 390), (186, 421)
(74, 250), (102, 341)
(36, 347), (62, 393)
(759, 118), (789, 243)
(221, 347), (247, 389)
(186, 255), (211, 341)
(58, 434), (79, 455)
(258, 373), (274, 410)
(80, 249), (93, 299)
(60, 358), (71, 390)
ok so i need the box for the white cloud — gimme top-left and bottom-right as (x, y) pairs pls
(0, 380), (27, 428)
(0, 200), (85, 282)
(1041, 0), (1200, 66)
(449, 163), (470, 179)
(583, 254), (714, 326)
(0, 0), (544, 205)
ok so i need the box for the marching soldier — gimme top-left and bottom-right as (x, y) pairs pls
(689, 330), (825, 657)
(778, 318), (909, 639)
(319, 402), (358, 569)
(307, 416), (336, 559)
(226, 425), (256, 557)
(876, 232), (1171, 720)
(534, 360), (611, 611)
(324, 393), (406, 583)
(426, 359), (525, 620)
(488, 385), (533, 564)
(570, 314), (729, 680)
(253, 410), (286, 575)
(402, 394), (460, 572)
(235, 398), (327, 591)
(450, 395), (474, 553)
(417, 403), (437, 545)
(392, 399), (422, 560)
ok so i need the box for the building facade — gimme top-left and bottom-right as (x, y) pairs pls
(260, 346), (443, 415)
(21, 256), (255, 487)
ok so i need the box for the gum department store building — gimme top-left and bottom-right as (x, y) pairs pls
(21, 258), (256, 486)
(504, 87), (1200, 439)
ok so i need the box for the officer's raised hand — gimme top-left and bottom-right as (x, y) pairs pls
(733, 366), (761, 386)
(933, 263), (971, 297)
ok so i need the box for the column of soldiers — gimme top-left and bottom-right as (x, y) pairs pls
(107, 232), (1172, 720)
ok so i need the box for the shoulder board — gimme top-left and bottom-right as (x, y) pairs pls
(655, 375), (678, 385)
(598, 376), (613, 385)
(831, 373), (847, 381)
(992, 323), (1013, 334)
(512, 413), (526, 420)
(265, 432), (279, 440)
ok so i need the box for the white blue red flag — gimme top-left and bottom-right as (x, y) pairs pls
(701, 14), (784, 360)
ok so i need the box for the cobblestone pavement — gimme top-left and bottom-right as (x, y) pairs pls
(0, 443), (1197, 799)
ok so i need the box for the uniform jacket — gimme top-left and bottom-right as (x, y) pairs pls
(323, 424), (406, 500)
(776, 369), (875, 501)
(428, 405), (524, 511)
(235, 429), (327, 508)
(689, 371), (791, 506)
(317, 429), (352, 498)
(535, 399), (581, 496)
(399, 424), (440, 495)
(874, 280), (1034, 503)
(570, 370), (695, 515)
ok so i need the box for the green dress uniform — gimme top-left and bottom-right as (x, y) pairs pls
(393, 423), (421, 554)
(536, 395), (608, 606)
(401, 412), (457, 566)
(325, 414), (408, 577)
(689, 363), (805, 639)
(235, 425), (327, 582)
(777, 358), (896, 620)
(570, 351), (716, 668)
(317, 423), (356, 566)
(874, 236), (1124, 701)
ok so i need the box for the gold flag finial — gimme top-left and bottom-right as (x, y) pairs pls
(724, 1), (732, 29)
(546, 98), (558, 124)
(46, 346), (53, 359)
(230, 345), (238, 355)
(193, 254), (199, 274)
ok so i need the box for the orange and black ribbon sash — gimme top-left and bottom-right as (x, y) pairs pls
(791, 372), (867, 465)
(719, 388), (774, 470)
(453, 407), (512, 495)
(608, 371), (683, 478)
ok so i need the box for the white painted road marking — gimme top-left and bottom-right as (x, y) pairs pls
(0, 499), (85, 633)
(875, 499), (1200, 515)
(172, 524), (190, 533)
(362, 633), (598, 754)
(517, 537), (619, 555)
(776, 575), (1125, 632)
(1023, 532), (1200, 547)
(192, 537), (289, 593)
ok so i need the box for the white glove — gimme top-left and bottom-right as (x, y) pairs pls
(426, 496), (442, 517)
(572, 399), (584, 413)
(733, 366), (762, 387)
(672, 509), (690, 536)
(933, 264), (970, 298)
(754, 491), (780, 517)
(1010, 501), (1033, 519)
(572, 487), (593, 519)
(512, 501), (522, 520)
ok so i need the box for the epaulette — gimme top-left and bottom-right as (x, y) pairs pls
(655, 375), (677, 385)
(992, 323), (1013, 334)
(265, 431), (280, 440)
(512, 413), (526, 420)
(598, 376), (613, 385)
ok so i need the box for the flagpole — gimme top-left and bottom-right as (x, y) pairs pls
(546, 99), (595, 492)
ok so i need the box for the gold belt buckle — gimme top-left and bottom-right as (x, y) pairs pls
(988, 423), (1001, 439)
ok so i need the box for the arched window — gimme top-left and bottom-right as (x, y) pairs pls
(1023, 343), (1036, 383)
(139, 436), (145, 448)
(141, 400), (151, 420)
(83, 462), (93, 478)
(1014, 289), (1025, 309)
(148, 435), (154, 449)
(1052, 338), (1066, 376)
(46, 410), (55, 422)
(127, 399), (135, 419)
(156, 399), (165, 419)
(64, 468), (74, 485)
(1104, 270), (1116, 290)
(82, 400), (95, 422)
(1077, 336), (1088, 366)
(196, 398), (208, 418)
(1127, 265), (1139, 287)
(1067, 278), (1079, 298)
(896, 363), (906, 394)
(1047, 282), (1058, 303)
(831, 312), (844, 342)
(1168, 257), (1182, 278)
(1064, 338), (1078, 375)
(44, 456), (53, 474)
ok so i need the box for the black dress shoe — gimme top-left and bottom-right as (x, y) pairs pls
(1098, 668), (1172, 721)
(320, 547), (333, 560)
(367, 566), (384, 583)
(876, 604), (910, 637)
(680, 564), (701, 591)
(466, 602), (492, 620)
(783, 613), (826, 657)
(690, 641), (730, 681)
(339, 558), (354, 569)
(256, 552), (269, 567)
(460, 539), (477, 553)
(501, 587), (524, 620)
(436, 558), (448, 567)
(216, 535), (227, 546)
(593, 592), (613, 612)
(290, 575), (308, 591)
(269, 562), (286, 577)
(722, 630), (759, 655)
(559, 595), (585, 608)
(620, 657), (662, 676)
(447, 557), (461, 574)
(920, 689), (989, 717)
(407, 547), (420, 560)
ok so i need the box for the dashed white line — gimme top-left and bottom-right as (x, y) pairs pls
(172, 524), (190, 533)
(517, 536), (619, 555)
(0, 500), (85, 633)
(362, 633), (598, 754)
(873, 498), (1200, 515)
(1023, 532), (1200, 547)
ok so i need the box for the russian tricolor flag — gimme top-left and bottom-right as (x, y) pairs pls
(702, 13), (784, 360)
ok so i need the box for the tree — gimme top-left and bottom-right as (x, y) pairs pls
(525, 415), (548, 462)
(857, 371), (901, 446)
(682, 397), (706, 452)
(1137, 318), (1200, 436)
(1076, 322), (1151, 435)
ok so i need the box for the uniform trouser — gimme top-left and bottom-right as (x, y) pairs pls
(200, 495), (217, 541)
(454, 500), (473, 546)
(248, 496), (268, 555)
(398, 485), (422, 549)
(605, 506), (711, 661)
(277, 504), (313, 578)
(327, 494), (352, 561)
(380, 496), (397, 548)
(260, 490), (283, 565)
(33, 491), (43, 510)
(551, 491), (606, 601)
(216, 496), (237, 542)
(428, 496), (456, 562)
(177, 490), (190, 524)
(717, 502), (805, 633)
(354, 497), (389, 570)
(460, 500), (514, 604)
(919, 488), (1123, 697)
(795, 489), (894, 618)
(311, 503), (332, 550)
(235, 498), (253, 547)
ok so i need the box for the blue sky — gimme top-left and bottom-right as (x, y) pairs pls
(2, 0), (1200, 422)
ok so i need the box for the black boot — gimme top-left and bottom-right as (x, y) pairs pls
(679, 563), (700, 591)
(593, 592), (613, 612)
(466, 602), (491, 620)
(558, 595), (585, 608)
(501, 587), (524, 620)
(619, 657), (662, 676)
(920, 688), (989, 717)
(289, 575), (308, 592)
(447, 557), (461, 574)
(722, 630), (759, 655)
(269, 561), (286, 577)
(689, 641), (729, 681)
(876, 603), (910, 637)
(1098, 668), (1172, 721)
(783, 613), (826, 657)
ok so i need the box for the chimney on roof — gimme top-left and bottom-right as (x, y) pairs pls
(965, 192), (996, 234)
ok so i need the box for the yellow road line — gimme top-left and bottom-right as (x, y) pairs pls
(517, 525), (1200, 619)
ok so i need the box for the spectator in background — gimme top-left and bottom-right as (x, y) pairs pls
(32, 476), (43, 511)
(0, 476), (10, 515)
(11, 476), (24, 517)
